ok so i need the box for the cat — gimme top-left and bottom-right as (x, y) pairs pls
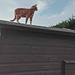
(10, 4), (38, 25)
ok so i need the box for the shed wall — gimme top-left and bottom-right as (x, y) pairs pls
(0, 28), (75, 75)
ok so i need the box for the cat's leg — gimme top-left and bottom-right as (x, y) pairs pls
(25, 16), (28, 25)
(30, 17), (32, 25)
(16, 15), (21, 23)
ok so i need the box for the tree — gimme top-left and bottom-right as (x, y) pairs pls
(51, 16), (75, 30)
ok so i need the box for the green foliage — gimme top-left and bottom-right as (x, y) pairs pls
(51, 20), (69, 28)
(51, 16), (75, 29)
(68, 17), (75, 29)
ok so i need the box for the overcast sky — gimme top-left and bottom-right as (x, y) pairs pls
(0, 0), (75, 27)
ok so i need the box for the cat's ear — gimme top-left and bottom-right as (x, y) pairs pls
(35, 4), (37, 6)
(32, 4), (37, 7)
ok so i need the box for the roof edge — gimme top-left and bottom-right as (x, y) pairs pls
(0, 20), (75, 36)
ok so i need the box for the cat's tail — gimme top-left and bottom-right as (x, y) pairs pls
(10, 12), (16, 22)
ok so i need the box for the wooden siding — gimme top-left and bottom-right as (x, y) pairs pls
(0, 27), (75, 75)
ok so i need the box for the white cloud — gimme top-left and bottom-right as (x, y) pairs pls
(36, 0), (55, 12)
(47, 0), (75, 26)
(1, 0), (75, 27)
(32, 0), (75, 27)
(37, 0), (47, 11)
(7, 0), (17, 6)
(0, 0), (15, 18)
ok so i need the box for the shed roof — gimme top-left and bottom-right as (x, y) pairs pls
(0, 20), (75, 36)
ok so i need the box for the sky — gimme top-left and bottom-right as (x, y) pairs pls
(0, 0), (75, 27)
